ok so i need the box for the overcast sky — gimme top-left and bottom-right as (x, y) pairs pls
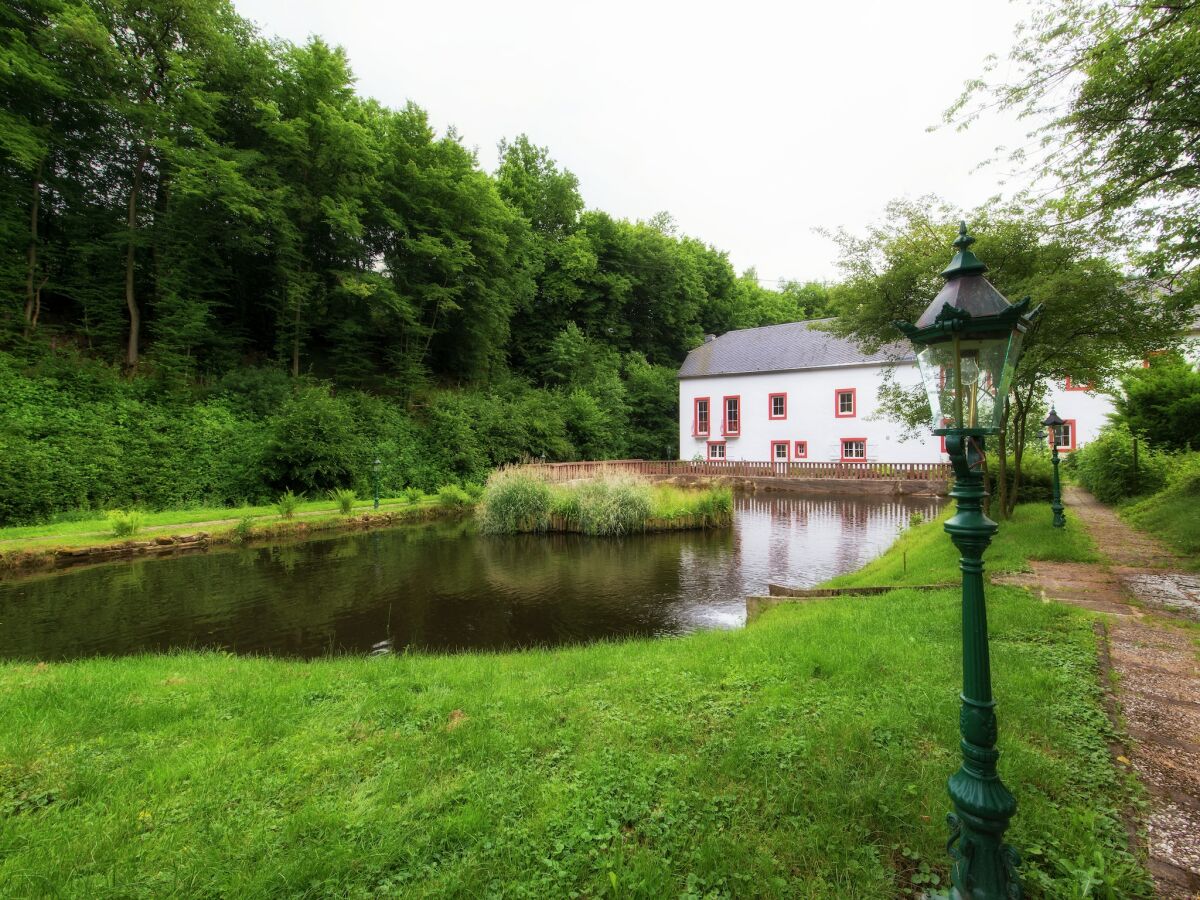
(232, 0), (1030, 283)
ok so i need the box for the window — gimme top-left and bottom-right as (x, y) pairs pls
(1064, 377), (1092, 392)
(707, 440), (726, 460)
(693, 397), (710, 436)
(840, 438), (867, 461)
(723, 395), (741, 436)
(771, 440), (790, 462)
(835, 388), (856, 418)
(1051, 419), (1076, 452)
(768, 392), (787, 420)
(794, 440), (807, 459)
(939, 417), (951, 454)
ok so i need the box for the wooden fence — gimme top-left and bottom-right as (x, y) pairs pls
(502, 459), (952, 482)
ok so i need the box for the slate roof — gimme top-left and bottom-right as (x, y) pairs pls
(678, 319), (914, 379)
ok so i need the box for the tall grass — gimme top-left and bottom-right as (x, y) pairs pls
(478, 473), (732, 536)
(108, 510), (143, 538)
(275, 490), (301, 520)
(477, 470), (553, 534)
(329, 487), (357, 515)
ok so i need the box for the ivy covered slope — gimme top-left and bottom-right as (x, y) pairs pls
(0, 509), (1149, 897)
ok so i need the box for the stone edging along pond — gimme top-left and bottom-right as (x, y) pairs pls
(0, 503), (470, 575)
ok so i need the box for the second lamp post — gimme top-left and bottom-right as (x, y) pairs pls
(1042, 409), (1067, 528)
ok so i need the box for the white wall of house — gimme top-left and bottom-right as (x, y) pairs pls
(678, 364), (1128, 463)
(678, 362), (945, 463)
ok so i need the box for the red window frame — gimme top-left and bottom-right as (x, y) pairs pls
(939, 417), (951, 454)
(1064, 377), (1092, 392)
(794, 440), (807, 459)
(1050, 419), (1077, 452)
(834, 388), (857, 418)
(692, 396), (710, 436)
(768, 392), (788, 420)
(840, 437), (867, 461)
(770, 440), (790, 462)
(706, 440), (727, 460)
(722, 395), (741, 436)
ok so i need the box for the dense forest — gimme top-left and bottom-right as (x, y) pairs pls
(0, 0), (829, 523)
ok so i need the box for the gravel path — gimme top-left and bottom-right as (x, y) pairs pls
(997, 487), (1200, 898)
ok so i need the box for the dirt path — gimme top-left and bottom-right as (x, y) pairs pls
(996, 487), (1200, 898)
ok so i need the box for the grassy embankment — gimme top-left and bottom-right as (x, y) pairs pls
(0, 504), (1147, 897)
(1119, 457), (1200, 565)
(0, 493), (472, 569)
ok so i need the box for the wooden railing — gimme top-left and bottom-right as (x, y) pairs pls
(503, 459), (952, 482)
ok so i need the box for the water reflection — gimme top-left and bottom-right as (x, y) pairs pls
(0, 492), (940, 660)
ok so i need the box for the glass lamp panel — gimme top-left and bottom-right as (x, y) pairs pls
(916, 343), (959, 429)
(915, 329), (1022, 431)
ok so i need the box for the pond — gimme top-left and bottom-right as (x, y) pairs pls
(0, 492), (942, 660)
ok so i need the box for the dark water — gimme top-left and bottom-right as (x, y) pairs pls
(0, 493), (941, 660)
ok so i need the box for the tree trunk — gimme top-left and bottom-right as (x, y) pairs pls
(24, 159), (43, 333)
(994, 397), (1010, 520)
(291, 295), (302, 377)
(125, 145), (149, 370)
(1006, 387), (1033, 518)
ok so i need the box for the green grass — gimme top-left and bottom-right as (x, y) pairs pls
(1121, 457), (1200, 565)
(0, 496), (438, 550)
(826, 501), (1103, 589)
(0, 504), (1146, 897)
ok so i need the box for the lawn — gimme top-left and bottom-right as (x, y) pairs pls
(0, 496), (435, 547)
(0, 506), (1147, 897)
(1121, 477), (1200, 566)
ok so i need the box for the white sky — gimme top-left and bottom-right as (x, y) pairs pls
(232, 0), (1031, 283)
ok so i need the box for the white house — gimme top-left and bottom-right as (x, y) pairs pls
(677, 319), (1129, 463)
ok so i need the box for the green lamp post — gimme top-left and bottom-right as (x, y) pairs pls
(373, 457), (381, 511)
(1042, 408), (1067, 528)
(896, 222), (1041, 900)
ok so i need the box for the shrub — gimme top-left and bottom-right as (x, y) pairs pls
(998, 454), (1055, 504)
(436, 484), (471, 508)
(402, 486), (424, 504)
(276, 490), (302, 520)
(908, 510), (925, 528)
(464, 482), (485, 501)
(477, 471), (553, 534)
(1074, 424), (1171, 503)
(231, 515), (255, 544)
(330, 487), (357, 515)
(262, 386), (366, 495)
(109, 510), (143, 538)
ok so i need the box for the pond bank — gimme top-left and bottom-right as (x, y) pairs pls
(0, 501), (1150, 896)
(0, 500), (465, 574)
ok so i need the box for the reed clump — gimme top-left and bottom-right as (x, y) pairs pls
(478, 471), (732, 536)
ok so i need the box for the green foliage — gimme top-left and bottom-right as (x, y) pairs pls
(330, 488), (356, 515)
(950, 2), (1200, 277)
(435, 484), (471, 508)
(107, 510), (143, 538)
(231, 515), (255, 544)
(476, 470), (554, 534)
(275, 490), (301, 520)
(1074, 425), (1171, 504)
(826, 196), (1191, 516)
(1123, 452), (1200, 561)
(401, 487), (423, 504)
(1114, 352), (1200, 451)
